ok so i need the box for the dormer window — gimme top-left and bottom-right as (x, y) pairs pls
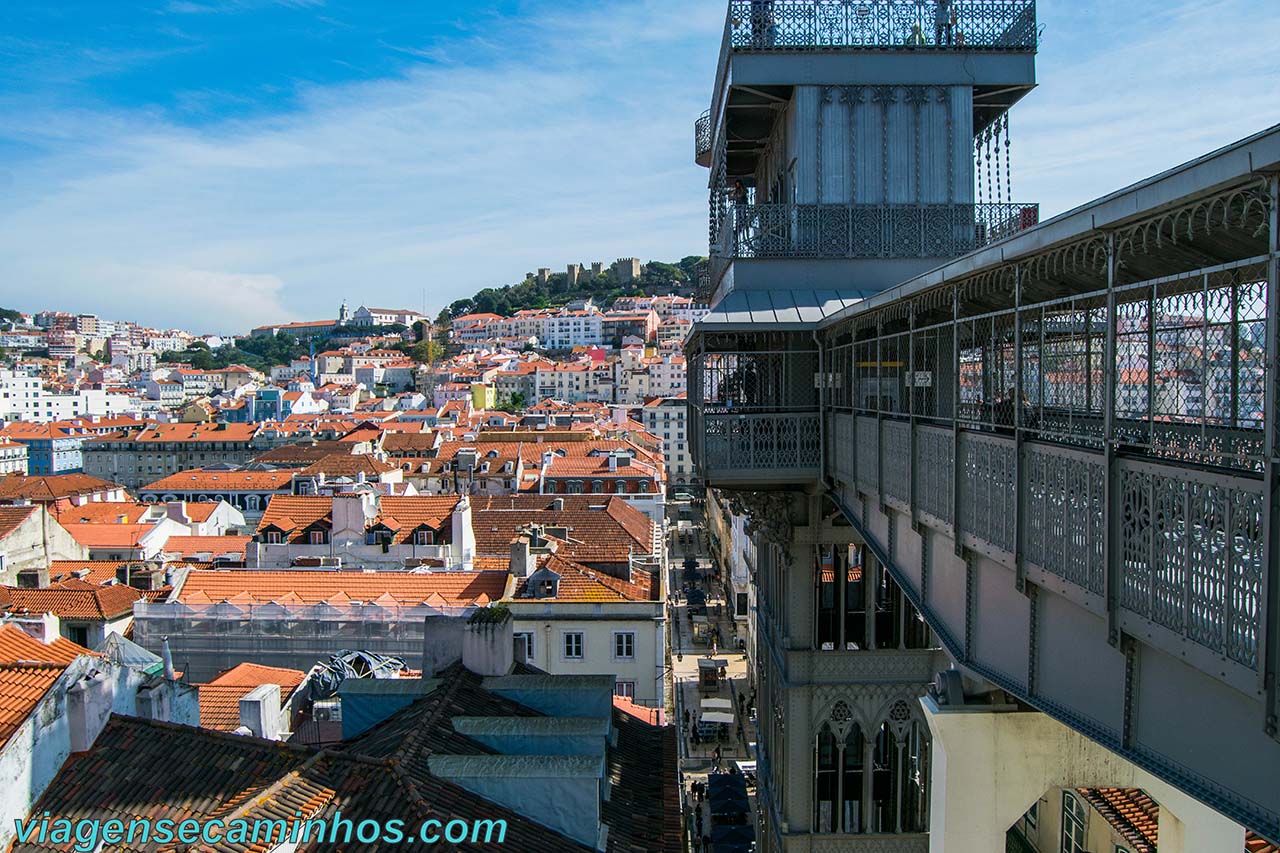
(413, 529), (434, 545)
(308, 529), (329, 545)
(264, 530), (283, 544)
(540, 580), (556, 598)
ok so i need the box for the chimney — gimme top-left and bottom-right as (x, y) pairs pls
(608, 454), (618, 473)
(451, 496), (475, 570)
(462, 609), (514, 677)
(510, 536), (534, 578)
(165, 501), (190, 525)
(161, 636), (176, 681)
(238, 683), (282, 741)
(67, 670), (113, 753)
(613, 406), (627, 427)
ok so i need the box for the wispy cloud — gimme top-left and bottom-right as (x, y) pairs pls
(165, 0), (325, 14)
(0, 0), (1275, 332)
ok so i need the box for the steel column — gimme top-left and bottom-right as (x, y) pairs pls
(1013, 266), (1027, 592)
(1262, 173), (1280, 736)
(1102, 233), (1122, 646)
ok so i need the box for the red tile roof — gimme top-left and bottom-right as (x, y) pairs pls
(60, 522), (154, 548)
(175, 569), (508, 608)
(141, 468), (303, 492)
(162, 535), (252, 559)
(0, 505), (36, 539)
(198, 662), (307, 731)
(0, 473), (122, 502)
(0, 625), (94, 749)
(4, 582), (143, 620)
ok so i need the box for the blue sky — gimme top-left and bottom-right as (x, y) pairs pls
(0, 0), (1276, 332)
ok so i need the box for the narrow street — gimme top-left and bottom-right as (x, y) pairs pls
(667, 503), (758, 853)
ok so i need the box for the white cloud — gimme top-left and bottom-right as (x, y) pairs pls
(0, 0), (722, 331)
(0, 0), (1275, 332)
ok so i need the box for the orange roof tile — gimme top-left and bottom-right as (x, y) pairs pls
(61, 523), (154, 548)
(140, 469), (303, 492)
(175, 569), (507, 608)
(0, 474), (122, 502)
(162, 535), (252, 559)
(4, 582), (143, 620)
(0, 505), (36, 539)
(0, 624), (92, 666)
(197, 662), (308, 731)
(0, 664), (64, 748)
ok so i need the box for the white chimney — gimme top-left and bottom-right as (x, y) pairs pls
(67, 671), (113, 753)
(161, 636), (176, 681)
(238, 683), (282, 741)
(452, 496), (475, 570)
(510, 537), (534, 578)
(608, 454), (618, 472)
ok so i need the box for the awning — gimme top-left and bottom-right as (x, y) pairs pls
(698, 658), (729, 669)
(701, 698), (733, 711)
(701, 711), (735, 725)
(697, 288), (866, 332)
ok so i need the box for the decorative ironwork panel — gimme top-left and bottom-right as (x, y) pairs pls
(833, 412), (857, 482)
(1119, 461), (1263, 669)
(726, 0), (1037, 51)
(856, 415), (879, 492)
(958, 432), (1016, 554)
(694, 109), (712, 163)
(882, 419), (912, 504)
(703, 413), (822, 473)
(1023, 445), (1104, 594)
(716, 202), (1034, 261)
(915, 425), (954, 524)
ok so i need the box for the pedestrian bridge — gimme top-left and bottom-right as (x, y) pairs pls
(689, 123), (1280, 840)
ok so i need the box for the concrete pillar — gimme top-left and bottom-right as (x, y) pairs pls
(922, 696), (1246, 853)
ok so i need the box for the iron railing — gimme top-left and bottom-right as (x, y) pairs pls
(725, 0), (1037, 52)
(715, 202), (1039, 261)
(824, 412), (1265, 692)
(702, 412), (823, 473)
(695, 109), (713, 166)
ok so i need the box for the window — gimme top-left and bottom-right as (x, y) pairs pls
(1024, 800), (1039, 830)
(513, 632), (534, 662)
(563, 632), (584, 660)
(308, 529), (329, 545)
(413, 529), (434, 545)
(614, 681), (635, 699)
(613, 631), (635, 660)
(264, 531), (283, 544)
(1061, 792), (1088, 853)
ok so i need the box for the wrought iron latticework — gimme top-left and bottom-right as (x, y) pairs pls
(725, 0), (1038, 52)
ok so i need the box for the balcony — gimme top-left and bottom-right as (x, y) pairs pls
(724, 0), (1037, 52)
(695, 109), (713, 168)
(690, 344), (821, 486)
(715, 202), (1039, 262)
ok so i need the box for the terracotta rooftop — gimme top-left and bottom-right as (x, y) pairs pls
(198, 662), (307, 731)
(3, 582), (143, 620)
(50, 501), (151, 524)
(472, 495), (654, 564)
(174, 569), (507, 608)
(140, 468), (303, 492)
(0, 625), (94, 749)
(61, 522), (155, 549)
(515, 554), (654, 602)
(0, 473), (122, 502)
(162, 535), (252, 559)
(300, 452), (396, 477)
(0, 505), (36, 539)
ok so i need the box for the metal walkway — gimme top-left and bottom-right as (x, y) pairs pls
(691, 123), (1280, 840)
